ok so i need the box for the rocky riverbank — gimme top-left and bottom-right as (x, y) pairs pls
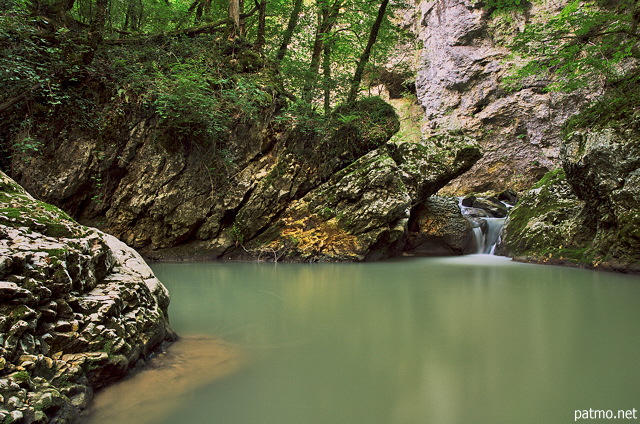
(0, 171), (176, 423)
(497, 126), (640, 273)
(6, 91), (481, 262)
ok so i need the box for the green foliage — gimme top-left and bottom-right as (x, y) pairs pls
(10, 370), (30, 384)
(0, 0), (410, 175)
(563, 74), (640, 134)
(227, 223), (244, 245)
(102, 37), (281, 147)
(153, 71), (228, 142)
(274, 96), (399, 174)
(502, 0), (640, 93)
(331, 96), (400, 150)
(484, 0), (528, 13)
(274, 99), (327, 135)
(532, 168), (566, 189)
(152, 71), (275, 146)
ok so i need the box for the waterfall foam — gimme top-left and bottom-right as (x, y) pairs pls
(458, 198), (507, 255)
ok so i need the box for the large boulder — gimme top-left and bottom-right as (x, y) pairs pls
(496, 169), (588, 263)
(6, 93), (482, 261)
(561, 128), (640, 267)
(241, 134), (481, 261)
(497, 153), (640, 272)
(0, 171), (175, 423)
(404, 196), (476, 256)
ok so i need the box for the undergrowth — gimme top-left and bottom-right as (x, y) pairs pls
(563, 74), (640, 136)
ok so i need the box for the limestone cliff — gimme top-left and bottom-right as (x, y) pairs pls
(414, 0), (590, 193)
(0, 171), (175, 423)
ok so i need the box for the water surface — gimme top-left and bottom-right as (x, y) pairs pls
(87, 255), (640, 424)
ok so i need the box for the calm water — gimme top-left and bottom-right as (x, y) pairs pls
(86, 255), (640, 424)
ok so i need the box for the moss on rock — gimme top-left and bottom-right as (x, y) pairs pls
(498, 166), (640, 272)
(0, 170), (175, 422)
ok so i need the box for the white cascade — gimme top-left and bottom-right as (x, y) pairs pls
(458, 198), (507, 255)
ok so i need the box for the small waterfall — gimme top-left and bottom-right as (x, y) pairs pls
(472, 227), (484, 253)
(481, 217), (506, 254)
(458, 197), (508, 255)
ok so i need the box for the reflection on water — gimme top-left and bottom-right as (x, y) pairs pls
(85, 336), (242, 424)
(87, 256), (640, 424)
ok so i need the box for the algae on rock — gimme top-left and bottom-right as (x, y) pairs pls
(498, 155), (640, 272)
(245, 133), (482, 261)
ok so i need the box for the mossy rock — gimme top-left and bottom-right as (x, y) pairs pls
(498, 169), (588, 261)
(326, 97), (400, 161)
(1, 171), (83, 239)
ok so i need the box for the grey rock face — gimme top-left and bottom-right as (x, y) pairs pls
(0, 171), (175, 423)
(415, 0), (589, 193)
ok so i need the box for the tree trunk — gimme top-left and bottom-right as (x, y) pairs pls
(255, 0), (268, 51)
(346, 0), (389, 103)
(92, 0), (108, 31)
(239, 0), (246, 35)
(275, 0), (303, 61)
(229, 0), (241, 37)
(323, 42), (331, 114)
(301, 0), (342, 102)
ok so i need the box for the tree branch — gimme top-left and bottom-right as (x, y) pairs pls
(0, 84), (43, 114)
(104, 19), (228, 44)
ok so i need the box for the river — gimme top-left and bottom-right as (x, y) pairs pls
(85, 255), (640, 424)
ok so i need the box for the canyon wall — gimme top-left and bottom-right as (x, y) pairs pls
(414, 0), (588, 193)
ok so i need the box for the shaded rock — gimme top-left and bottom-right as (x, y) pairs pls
(496, 169), (586, 260)
(8, 97), (406, 262)
(241, 133), (481, 261)
(469, 197), (508, 218)
(561, 129), (640, 267)
(460, 195), (475, 207)
(0, 282), (34, 304)
(497, 161), (640, 271)
(405, 196), (476, 256)
(497, 189), (518, 205)
(6, 91), (483, 262)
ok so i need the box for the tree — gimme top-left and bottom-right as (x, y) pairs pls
(275, 0), (304, 61)
(346, 0), (390, 103)
(229, 0), (241, 37)
(301, 0), (343, 102)
(254, 0), (268, 51)
(503, 0), (640, 92)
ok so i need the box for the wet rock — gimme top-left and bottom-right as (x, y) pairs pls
(497, 189), (518, 205)
(405, 196), (476, 256)
(469, 197), (508, 218)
